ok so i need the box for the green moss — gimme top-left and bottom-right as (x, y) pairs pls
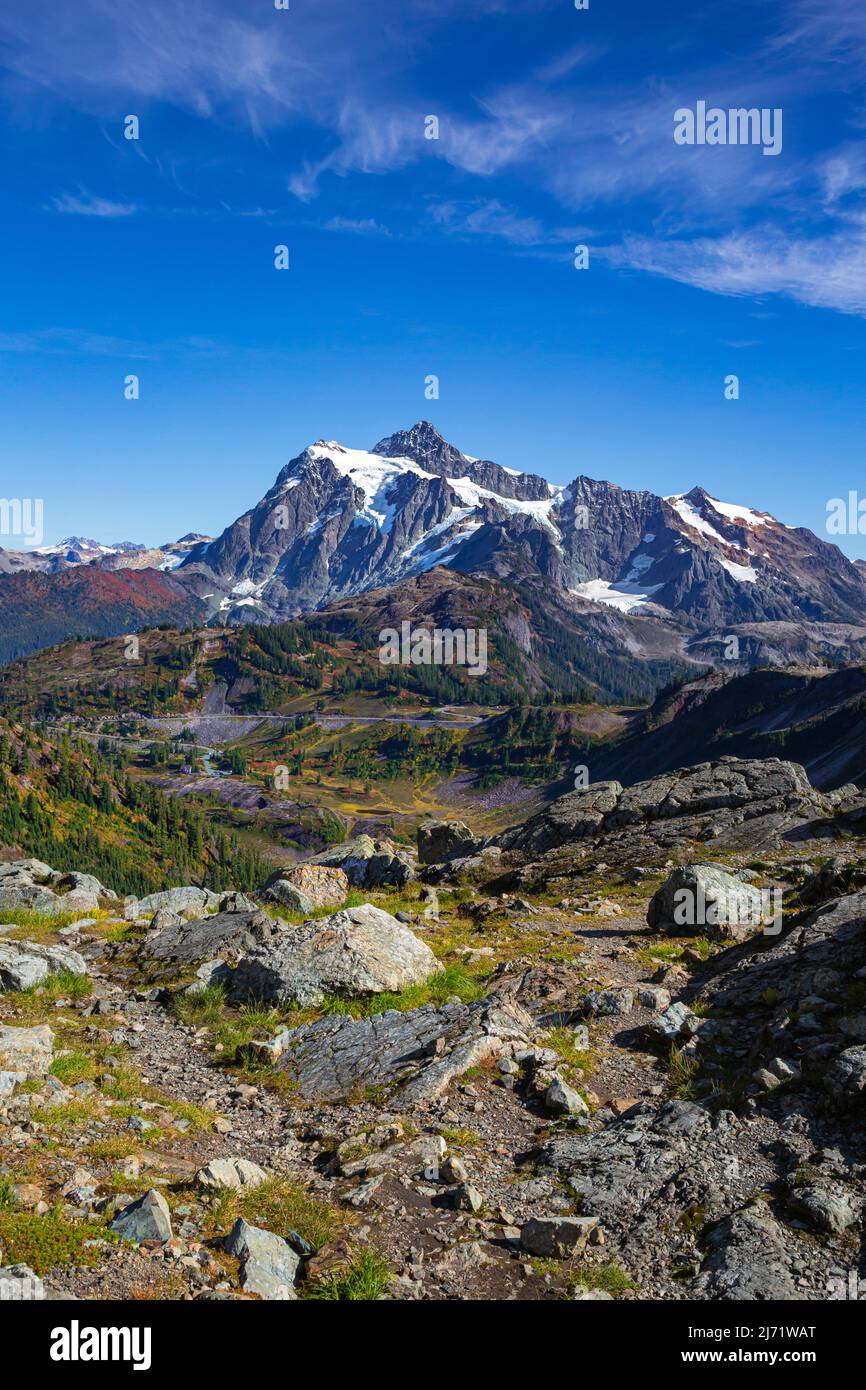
(0, 1207), (112, 1274)
(567, 1261), (633, 1296)
(317, 964), (485, 1020)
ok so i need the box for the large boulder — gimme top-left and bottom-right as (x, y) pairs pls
(498, 782), (623, 854)
(260, 881), (313, 914)
(417, 820), (482, 865)
(226, 904), (438, 1008)
(691, 1205), (801, 1301)
(224, 1218), (299, 1300)
(0, 940), (88, 992)
(194, 1158), (269, 1192)
(263, 865), (348, 910)
(647, 863), (769, 940)
(0, 1024), (55, 1076)
(306, 835), (414, 888)
(0, 859), (55, 883)
(140, 909), (285, 967)
(824, 1046), (866, 1109)
(109, 1189), (172, 1244)
(135, 886), (220, 917)
(497, 758), (825, 862)
(0, 885), (66, 915)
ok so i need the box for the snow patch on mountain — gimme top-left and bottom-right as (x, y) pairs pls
(717, 555), (757, 584)
(708, 497), (770, 527)
(570, 578), (664, 613)
(666, 496), (734, 548)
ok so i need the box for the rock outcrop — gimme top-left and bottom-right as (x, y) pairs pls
(647, 862), (770, 940)
(0, 1023), (54, 1077)
(305, 836), (414, 888)
(0, 859), (112, 916)
(140, 909), (286, 967)
(262, 994), (536, 1103)
(417, 820), (482, 865)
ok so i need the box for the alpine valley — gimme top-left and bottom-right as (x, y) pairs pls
(4, 423), (866, 1309)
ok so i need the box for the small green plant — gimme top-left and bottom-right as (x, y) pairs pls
(546, 1025), (598, 1081)
(85, 1134), (143, 1162)
(305, 1248), (391, 1301)
(567, 1261), (633, 1296)
(437, 1126), (480, 1148)
(172, 984), (227, 1029)
(50, 1049), (99, 1085)
(210, 1177), (343, 1251)
(30, 969), (93, 1001)
(318, 965), (484, 1020)
(668, 1044), (701, 1100)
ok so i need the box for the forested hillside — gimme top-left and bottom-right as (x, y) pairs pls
(0, 717), (265, 896)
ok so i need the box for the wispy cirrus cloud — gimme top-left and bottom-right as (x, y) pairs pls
(4, 0), (866, 318)
(428, 197), (580, 248)
(606, 224), (866, 318)
(324, 215), (393, 237)
(50, 190), (137, 217)
(0, 326), (223, 358)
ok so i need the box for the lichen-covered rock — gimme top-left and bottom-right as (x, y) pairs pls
(194, 1158), (269, 1192)
(0, 1023), (54, 1076)
(0, 859), (110, 916)
(0, 884), (67, 916)
(226, 904), (438, 1008)
(824, 1045), (866, 1109)
(136, 886), (220, 917)
(141, 909), (285, 966)
(306, 835), (414, 888)
(0, 940), (88, 992)
(784, 1177), (861, 1234)
(109, 1188), (173, 1244)
(520, 1216), (598, 1258)
(269, 993), (535, 1104)
(647, 862), (768, 939)
(692, 1205), (801, 1301)
(260, 880), (313, 913)
(497, 758), (824, 863)
(224, 1218), (299, 1300)
(585, 987), (634, 1017)
(417, 820), (481, 865)
(263, 864), (348, 910)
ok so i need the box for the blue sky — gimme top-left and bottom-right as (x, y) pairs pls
(2, 0), (866, 553)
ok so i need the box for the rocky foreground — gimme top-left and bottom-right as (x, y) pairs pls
(1, 756), (865, 1302)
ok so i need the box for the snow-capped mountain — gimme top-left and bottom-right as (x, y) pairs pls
(3, 421), (866, 672)
(177, 422), (565, 616)
(176, 423), (866, 661)
(0, 537), (136, 575)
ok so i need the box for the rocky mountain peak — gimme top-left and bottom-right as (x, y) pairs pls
(372, 421), (467, 477)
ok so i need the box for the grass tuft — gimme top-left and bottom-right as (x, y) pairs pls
(305, 1248), (391, 1301)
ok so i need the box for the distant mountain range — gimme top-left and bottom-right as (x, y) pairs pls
(4, 421), (866, 680)
(0, 532), (210, 576)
